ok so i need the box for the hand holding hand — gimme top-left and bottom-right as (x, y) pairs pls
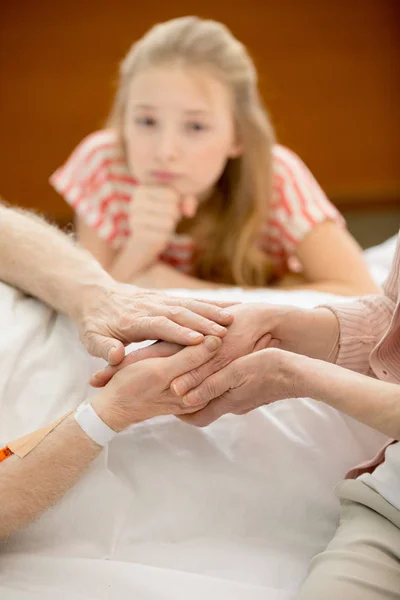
(179, 348), (304, 427)
(78, 283), (233, 365)
(169, 303), (340, 397)
(91, 336), (222, 431)
(169, 303), (274, 397)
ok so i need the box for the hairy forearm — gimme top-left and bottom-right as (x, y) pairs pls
(0, 414), (102, 539)
(0, 203), (112, 320)
(298, 356), (400, 439)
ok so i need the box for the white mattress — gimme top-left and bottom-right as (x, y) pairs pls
(0, 236), (396, 600)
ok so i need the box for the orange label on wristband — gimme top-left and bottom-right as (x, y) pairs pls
(0, 446), (14, 462)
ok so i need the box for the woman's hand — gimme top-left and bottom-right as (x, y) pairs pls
(169, 304), (340, 397)
(91, 336), (221, 431)
(169, 303), (281, 397)
(179, 348), (303, 427)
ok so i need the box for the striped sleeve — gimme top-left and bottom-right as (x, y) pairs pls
(266, 145), (345, 260)
(50, 130), (135, 248)
(322, 232), (399, 374)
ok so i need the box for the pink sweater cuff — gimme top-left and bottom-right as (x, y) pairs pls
(320, 295), (393, 374)
(326, 302), (376, 373)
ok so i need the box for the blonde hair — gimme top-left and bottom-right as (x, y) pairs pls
(107, 16), (276, 286)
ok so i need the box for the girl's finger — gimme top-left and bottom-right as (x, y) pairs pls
(181, 195), (198, 218)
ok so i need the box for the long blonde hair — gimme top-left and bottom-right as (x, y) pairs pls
(107, 16), (276, 286)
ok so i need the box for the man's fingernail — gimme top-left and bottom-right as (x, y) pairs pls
(211, 324), (225, 335)
(189, 331), (203, 340)
(107, 345), (119, 362)
(219, 310), (232, 319)
(204, 336), (221, 351)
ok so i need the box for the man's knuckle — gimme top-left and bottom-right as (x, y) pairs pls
(203, 379), (216, 400)
(228, 362), (243, 384)
(209, 353), (228, 372)
(185, 299), (197, 312)
(151, 315), (169, 330)
(186, 369), (203, 388)
(81, 329), (94, 345)
(119, 310), (140, 331)
(168, 306), (185, 319)
(184, 352), (203, 371)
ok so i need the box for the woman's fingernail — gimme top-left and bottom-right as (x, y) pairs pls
(189, 331), (203, 340)
(171, 379), (186, 396)
(182, 394), (195, 406)
(183, 393), (204, 407)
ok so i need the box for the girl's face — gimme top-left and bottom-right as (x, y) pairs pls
(123, 64), (241, 197)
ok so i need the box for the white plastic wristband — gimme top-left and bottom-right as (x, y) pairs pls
(74, 401), (117, 447)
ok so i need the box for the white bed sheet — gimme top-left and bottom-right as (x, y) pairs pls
(0, 237), (396, 600)
(364, 233), (398, 286)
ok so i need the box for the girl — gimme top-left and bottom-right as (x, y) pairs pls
(51, 16), (377, 295)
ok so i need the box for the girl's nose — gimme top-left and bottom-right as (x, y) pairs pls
(155, 128), (180, 163)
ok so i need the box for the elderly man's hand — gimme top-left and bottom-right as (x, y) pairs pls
(89, 303), (272, 388)
(77, 282), (234, 364)
(179, 348), (303, 427)
(91, 336), (222, 431)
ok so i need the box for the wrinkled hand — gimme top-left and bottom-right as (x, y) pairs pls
(91, 336), (221, 431)
(179, 348), (302, 427)
(89, 339), (179, 387)
(89, 302), (271, 386)
(78, 283), (234, 365)
(169, 303), (341, 397)
(169, 303), (274, 397)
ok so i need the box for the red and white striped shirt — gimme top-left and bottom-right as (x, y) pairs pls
(50, 129), (344, 278)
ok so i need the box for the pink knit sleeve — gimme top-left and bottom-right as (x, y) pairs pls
(323, 232), (399, 374)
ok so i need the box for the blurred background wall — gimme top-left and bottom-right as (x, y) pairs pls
(1, 0), (399, 247)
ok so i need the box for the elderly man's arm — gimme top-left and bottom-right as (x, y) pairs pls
(0, 337), (220, 538)
(0, 415), (102, 539)
(0, 202), (112, 319)
(0, 203), (233, 363)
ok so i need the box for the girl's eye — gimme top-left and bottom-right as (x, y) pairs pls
(186, 122), (208, 132)
(135, 117), (156, 127)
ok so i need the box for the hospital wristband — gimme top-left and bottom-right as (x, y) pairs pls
(74, 401), (117, 447)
